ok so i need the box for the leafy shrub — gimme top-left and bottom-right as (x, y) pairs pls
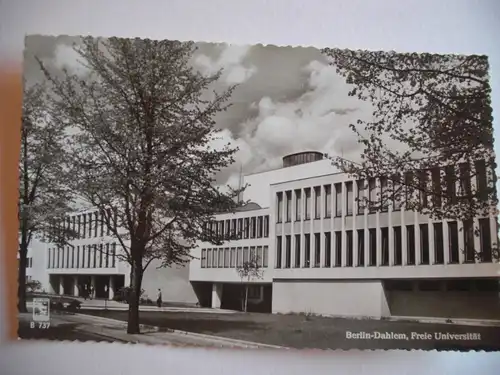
(140, 297), (154, 305)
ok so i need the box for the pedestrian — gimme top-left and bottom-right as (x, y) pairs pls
(156, 288), (162, 308)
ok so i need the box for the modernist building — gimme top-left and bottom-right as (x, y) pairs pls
(190, 151), (500, 320)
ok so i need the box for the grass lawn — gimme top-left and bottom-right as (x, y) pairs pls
(81, 309), (500, 350)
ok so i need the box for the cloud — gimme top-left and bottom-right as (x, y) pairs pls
(52, 44), (88, 77)
(194, 44), (256, 85)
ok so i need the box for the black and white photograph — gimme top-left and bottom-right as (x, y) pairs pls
(17, 34), (500, 350)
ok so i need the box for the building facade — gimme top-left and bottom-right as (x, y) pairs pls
(190, 152), (500, 320)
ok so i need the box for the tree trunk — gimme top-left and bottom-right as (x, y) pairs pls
(17, 237), (29, 313)
(244, 285), (248, 313)
(127, 260), (143, 334)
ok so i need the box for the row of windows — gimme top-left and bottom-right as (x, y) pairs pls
(200, 246), (269, 269)
(204, 215), (270, 241)
(275, 218), (494, 269)
(276, 159), (491, 222)
(25, 257), (33, 268)
(384, 279), (500, 292)
(47, 243), (117, 269)
(55, 210), (117, 240)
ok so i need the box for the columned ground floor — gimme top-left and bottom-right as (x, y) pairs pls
(192, 278), (500, 320)
(48, 274), (126, 300)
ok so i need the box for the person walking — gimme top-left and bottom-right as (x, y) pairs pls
(156, 289), (162, 308)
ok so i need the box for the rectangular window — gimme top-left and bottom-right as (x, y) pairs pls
(201, 249), (207, 268)
(219, 220), (224, 240)
(418, 170), (428, 208)
(369, 229), (377, 266)
(93, 245), (97, 268)
(105, 244), (109, 268)
(314, 233), (321, 267)
(404, 172), (414, 208)
(335, 183), (342, 217)
(243, 247), (249, 263)
(295, 189), (302, 221)
(445, 166), (457, 204)
(257, 216), (263, 238)
(213, 248), (219, 268)
(263, 246), (269, 268)
(381, 227), (389, 266)
(459, 162), (472, 198)
(357, 229), (365, 266)
(218, 249), (224, 268)
(285, 235), (292, 268)
(324, 185), (332, 218)
(77, 215), (81, 238)
(236, 247), (242, 267)
(294, 234), (301, 268)
(324, 232), (332, 267)
(264, 216), (269, 237)
(106, 208), (112, 235)
(256, 247), (262, 267)
(230, 219), (236, 238)
(479, 218), (492, 262)
(225, 220), (230, 239)
(88, 213), (93, 238)
(393, 226), (402, 265)
(419, 224), (430, 265)
(250, 217), (257, 238)
(94, 212), (98, 237)
(76, 246), (80, 268)
(431, 167), (442, 208)
(346, 182), (354, 216)
(244, 218), (250, 239)
(207, 249), (212, 268)
(314, 186), (321, 219)
(276, 236), (282, 268)
(475, 159), (488, 201)
(304, 188), (311, 220)
(100, 213), (104, 237)
(346, 230), (353, 267)
(368, 178), (376, 213)
(433, 223), (444, 264)
(70, 247), (75, 268)
(66, 246), (71, 268)
(85, 245), (91, 268)
(61, 246), (65, 268)
(48, 248), (51, 268)
(304, 233), (311, 267)
(448, 221), (459, 263)
(99, 244), (104, 268)
(406, 225), (416, 265)
(392, 174), (402, 211)
(334, 231), (342, 266)
(111, 243), (116, 268)
(230, 247), (236, 267)
(224, 248), (230, 267)
(380, 177), (388, 212)
(285, 191), (292, 222)
(357, 179), (366, 214)
(463, 219), (475, 263)
(277, 192), (283, 223)
(237, 218), (243, 239)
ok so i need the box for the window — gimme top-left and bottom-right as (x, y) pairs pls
(277, 192), (283, 223)
(256, 247), (262, 267)
(232, 219), (237, 238)
(368, 179), (376, 213)
(257, 217), (263, 238)
(104, 244), (109, 268)
(324, 185), (332, 218)
(223, 248), (230, 268)
(294, 234), (301, 268)
(404, 172), (414, 208)
(314, 233), (321, 267)
(88, 213), (93, 238)
(219, 220), (225, 240)
(304, 188), (311, 220)
(418, 170), (428, 208)
(94, 212), (99, 237)
(207, 249), (212, 268)
(479, 218), (492, 262)
(250, 217), (256, 238)
(369, 229), (377, 266)
(459, 162), (472, 198)
(72, 216), (76, 233)
(93, 245), (97, 268)
(285, 235), (292, 268)
(380, 177), (388, 212)
(392, 174), (402, 211)
(244, 218), (250, 239)
(324, 232), (332, 267)
(100, 213), (104, 237)
(406, 225), (416, 265)
(357, 180), (366, 214)
(357, 229), (365, 266)
(61, 246), (65, 268)
(448, 221), (459, 263)
(77, 215), (81, 238)
(445, 166), (457, 204)
(249, 245), (255, 263)
(231, 248), (236, 267)
(218, 249), (224, 268)
(463, 219), (475, 263)
(237, 218), (243, 239)
(70, 247), (75, 268)
(335, 183), (342, 217)
(236, 247), (242, 267)
(314, 187), (321, 219)
(243, 247), (249, 263)
(393, 226), (402, 265)
(334, 231), (342, 267)
(263, 246), (269, 267)
(475, 159), (488, 201)
(419, 224), (430, 265)
(431, 167), (442, 208)
(263, 216), (269, 237)
(433, 223), (444, 264)
(346, 182), (354, 215)
(285, 191), (292, 222)
(201, 249), (207, 268)
(304, 234), (311, 267)
(276, 237), (282, 268)
(226, 220), (231, 239)
(98, 244), (103, 268)
(295, 189), (302, 221)
(47, 249), (51, 268)
(346, 230), (353, 267)
(106, 208), (112, 235)
(111, 244), (116, 267)
(381, 227), (389, 266)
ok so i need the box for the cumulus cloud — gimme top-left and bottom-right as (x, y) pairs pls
(194, 44), (256, 85)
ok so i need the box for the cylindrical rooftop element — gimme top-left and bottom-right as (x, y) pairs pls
(282, 151), (324, 168)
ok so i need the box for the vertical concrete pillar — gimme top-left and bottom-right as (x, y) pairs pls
(59, 276), (64, 295)
(211, 283), (223, 309)
(108, 276), (115, 300)
(91, 275), (96, 298)
(73, 276), (79, 297)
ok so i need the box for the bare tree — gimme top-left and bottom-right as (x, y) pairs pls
(321, 48), (498, 260)
(18, 83), (76, 313)
(236, 254), (263, 312)
(38, 37), (244, 334)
